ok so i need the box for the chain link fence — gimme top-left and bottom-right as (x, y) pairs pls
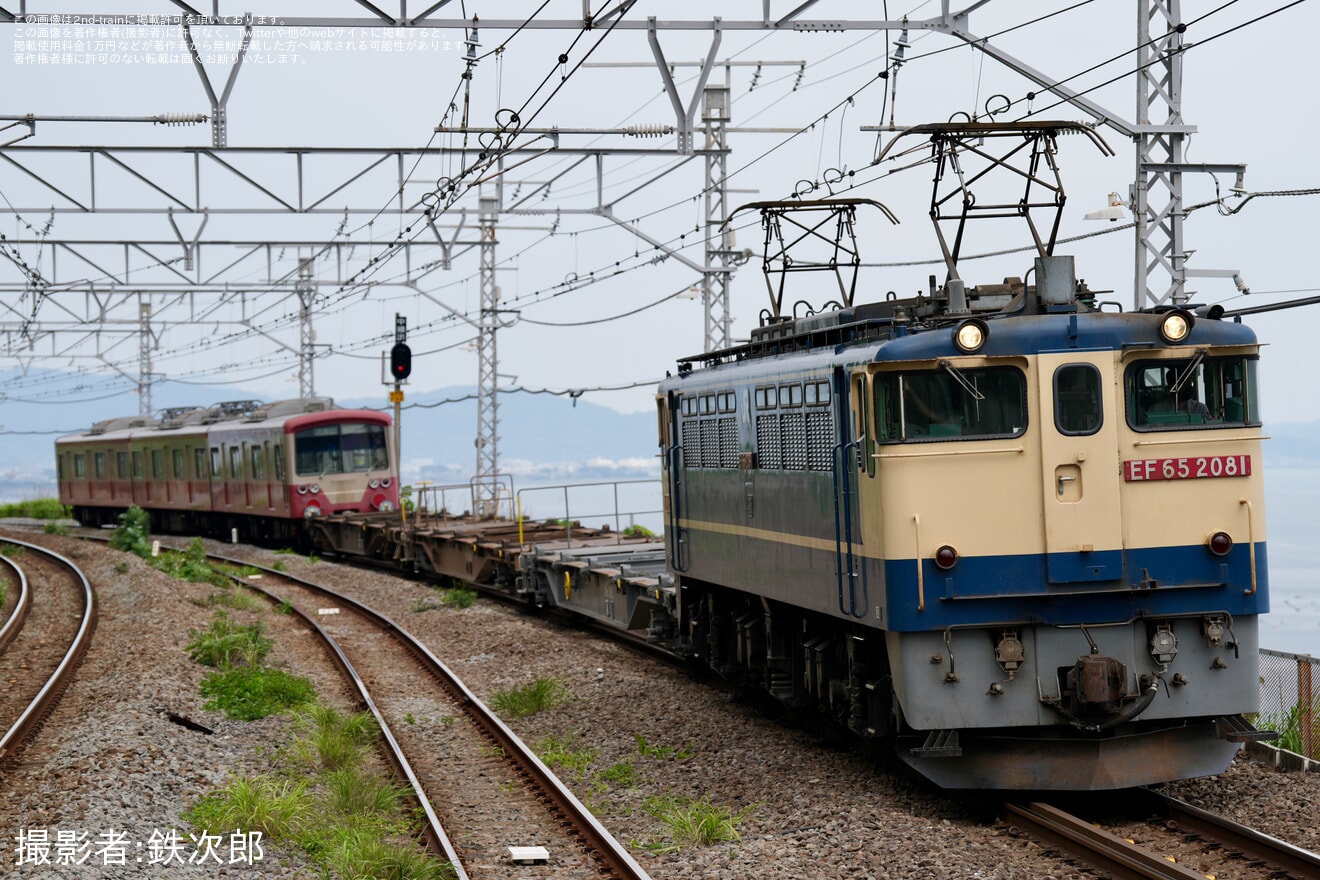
(1257, 648), (1319, 759)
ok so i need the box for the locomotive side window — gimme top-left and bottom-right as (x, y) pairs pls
(229, 446), (243, 479)
(195, 448), (208, 480)
(273, 443), (284, 481)
(251, 445), (266, 480)
(151, 449), (164, 480)
(1126, 355), (1259, 430)
(805, 381), (830, 406)
(173, 449), (185, 480)
(132, 451), (143, 479)
(73, 453), (87, 479)
(875, 366), (1027, 442)
(210, 447), (221, 478)
(117, 452), (128, 479)
(94, 452), (107, 479)
(1054, 364), (1102, 436)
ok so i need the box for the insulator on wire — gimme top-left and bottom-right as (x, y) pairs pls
(153, 113), (207, 126)
(624, 124), (674, 138)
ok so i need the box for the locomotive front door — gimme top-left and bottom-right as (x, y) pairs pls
(1036, 352), (1124, 583)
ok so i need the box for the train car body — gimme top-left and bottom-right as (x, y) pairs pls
(57, 398), (398, 541)
(658, 258), (1271, 790)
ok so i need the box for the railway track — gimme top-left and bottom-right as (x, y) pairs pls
(1004, 791), (1320, 879)
(0, 536), (97, 768)
(212, 551), (652, 880)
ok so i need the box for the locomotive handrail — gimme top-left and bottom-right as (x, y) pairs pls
(912, 514), (925, 613)
(1240, 498), (1258, 596)
(874, 445), (1024, 460)
(1131, 434), (1269, 448)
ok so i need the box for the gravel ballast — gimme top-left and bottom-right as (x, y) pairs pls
(1, 528), (1316, 878)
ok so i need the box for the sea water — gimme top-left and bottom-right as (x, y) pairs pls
(1260, 465), (1320, 656)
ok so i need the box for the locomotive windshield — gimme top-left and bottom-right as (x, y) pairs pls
(294, 422), (389, 476)
(1125, 355), (1259, 430)
(875, 366), (1027, 442)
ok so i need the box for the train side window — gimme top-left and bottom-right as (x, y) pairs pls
(1054, 364), (1102, 436)
(805, 381), (830, 406)
(251, 445), (266, 480)
(94, 452), (107, 479)
(755, 386), (778, 409)
(151, 449), (164, 479)
(780, 384), (803, 407)
(57, 454), (64, 481)
(74, 453), (87, 479)
(131, 451), (143, 479)
(229, 446), (243, 479)
(117, 452), (129, 479)
(210, 447), (221, 477)
(717, 391), (735, 413)
(876, 366), (1027, 442)
(195, 448), (208, 480)
(273, 443), (284, 481)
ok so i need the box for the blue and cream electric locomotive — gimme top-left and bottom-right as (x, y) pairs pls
(657, 123), (1271, 789)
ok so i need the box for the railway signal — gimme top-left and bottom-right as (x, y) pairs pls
(390, 342), (412, 380)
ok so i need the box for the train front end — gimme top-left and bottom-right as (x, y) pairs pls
(869, 293), (1271, 789)
(282, 409), (399, 519)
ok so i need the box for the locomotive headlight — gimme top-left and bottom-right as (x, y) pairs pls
(1207, 531), (1233, 557)
(933, 545), (959, 570)
(379, 499), (395, 512)
(953, 318), (989, 353)
(303, 501), (322, 518)
(381, 478), (392, 487)
(1159, 309), (1195, 344)
(297, 484), (309, 495)
(309, 484), (321, 494)
(369, 478), (381, 489)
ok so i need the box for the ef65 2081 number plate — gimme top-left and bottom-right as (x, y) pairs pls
(1123, 455), (1251, 482)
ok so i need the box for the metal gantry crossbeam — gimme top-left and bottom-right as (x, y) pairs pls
(0, 0), (1252, 481)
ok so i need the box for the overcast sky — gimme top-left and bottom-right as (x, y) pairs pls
(3, 0), (1318, 424)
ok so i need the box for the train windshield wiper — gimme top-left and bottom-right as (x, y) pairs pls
(1169, 349), (1206, 394)
(937, 359), (985, 401)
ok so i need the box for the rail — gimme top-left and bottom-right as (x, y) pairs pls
(206, 550), (652, 880)
(0, 537), (98, 764)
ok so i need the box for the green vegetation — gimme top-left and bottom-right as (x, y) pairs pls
(0, 498), (70, 520)
(533, 733), (598, 782)
(0, 544), (25, 558)
(1256, 704), (1319, 756)
(200, 666), (316, 721)
(187, 774), (313, 838)
(438, 585), (476, 608)
(186, 612), (272, 668)
(634, 733), (692, 761)
(622, 524), (657, 539)
(186, 701), (453, 880)
(640, 793), (757, 853)
(274, 598), (294, 615)
(109, 505), (152, 556)
(43, 521), (71, 536)
(287, 705), (381, 772)
(488, 676), (570, 718)
(0, 576), (8, 607)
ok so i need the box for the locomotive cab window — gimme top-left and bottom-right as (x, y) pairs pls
(875, 365), (1027, 442)
(1054, 364), (1102, 436)
(1126, 355), (1259, 430)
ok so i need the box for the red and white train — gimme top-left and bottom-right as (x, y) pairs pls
(56, 398), (398, 542)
